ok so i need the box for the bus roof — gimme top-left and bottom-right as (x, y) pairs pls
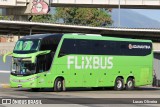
(63, 34), (152, 43)
(20, 33), (152, 43)
(20, 33), (63, 40)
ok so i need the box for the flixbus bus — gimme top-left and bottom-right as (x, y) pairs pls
(3, 33), (153, 92)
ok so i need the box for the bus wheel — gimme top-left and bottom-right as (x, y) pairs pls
(31, 88), (40, 92)
(114, 77), (124, 91)
(126, 78), (134, 90)
(54, 78), (63, 92)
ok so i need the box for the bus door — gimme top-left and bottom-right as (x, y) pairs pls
(36, 54), (52, 87)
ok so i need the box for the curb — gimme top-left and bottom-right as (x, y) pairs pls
(0, 84), (10, 88)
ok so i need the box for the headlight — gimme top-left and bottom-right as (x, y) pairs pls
(10, 76), (40, 82)
(22, 58), (32, 61)
(27, 76), (40, 81)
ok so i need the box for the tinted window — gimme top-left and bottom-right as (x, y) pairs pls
(59, 39), (152, 56)
(40, 38), (49, 50)
(39, 37), (61, 51)
(76, 40), (92, 54)
(120, 41), (152, 56)
(36, 53), (52, 72)
(59, 39), (77, 57)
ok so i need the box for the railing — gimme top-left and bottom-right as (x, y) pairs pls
(52, 0), (160, 5)
(0, 0), (27, 6)
(1, 0), (160, 7)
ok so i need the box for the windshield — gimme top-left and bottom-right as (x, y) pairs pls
(14, 39), (40, 53)
(11, 58), (36, 76)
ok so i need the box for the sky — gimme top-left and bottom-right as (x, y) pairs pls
(131, 9), (160, 22)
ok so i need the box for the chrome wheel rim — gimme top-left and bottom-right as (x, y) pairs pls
(57, 81), (62, 89)
(117, 80), (122, 88)
(127, 80), (133, 88)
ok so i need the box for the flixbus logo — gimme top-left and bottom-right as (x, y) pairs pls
(67, 56), (113, 69)
(128, 44), (151, 49)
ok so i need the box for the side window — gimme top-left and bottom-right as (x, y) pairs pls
(39, 37), (62, 51)
(92, 40), (106, 55)
(39, 39), (47, 50)
(40, 38), (52, 51)
(107, 41), (117, 55)
(50, 37), (58, 52)
(77, 40), (91, 54)
(46, 38), (52, 51)
(120, 42), (152, 56)
(59, 39), (76, 57)
(120, 42), (131, 55)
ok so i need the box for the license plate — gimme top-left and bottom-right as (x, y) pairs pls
(18, 84), (22, 88)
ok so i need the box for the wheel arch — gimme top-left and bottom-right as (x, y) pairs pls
(114, 76), (124, 91)
(115, 76), (124, 84)
(125, 76), (135, 90)
(117, 76), (124, 79)
(126, 76), (135, 84)
(53, 76), (65, 86)
(53, 76), (65, 92)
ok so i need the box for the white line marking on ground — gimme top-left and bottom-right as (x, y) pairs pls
(0, 71), (10, 73)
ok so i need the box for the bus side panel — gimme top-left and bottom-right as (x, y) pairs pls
(51, 55), (153, 88)
(52, 55), (84, 88)
(51, 36), (153, 88)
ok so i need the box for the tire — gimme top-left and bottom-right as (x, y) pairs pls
(126, 78), (134, 90)
(54, 78), (63, 92)
(31, 88), (40, 92)
(114, 77), (124, 91)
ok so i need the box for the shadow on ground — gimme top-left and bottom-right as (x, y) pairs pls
(13, 86), (160, 92)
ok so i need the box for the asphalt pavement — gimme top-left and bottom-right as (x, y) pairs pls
(0, 87), (160, 107)
(0, 56), (11, 85)
(0, 56), (160, 107)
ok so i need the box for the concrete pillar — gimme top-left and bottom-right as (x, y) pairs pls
(153, 43), (160, 51)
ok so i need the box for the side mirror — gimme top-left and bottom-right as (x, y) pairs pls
(3, 52), (13, 63)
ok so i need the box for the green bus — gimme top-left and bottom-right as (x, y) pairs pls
(3, 33), (153, 91)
